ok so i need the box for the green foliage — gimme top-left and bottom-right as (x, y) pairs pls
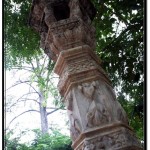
(28, 54), (56, 102)
(118, 93), (143, 140)
(4, 0), (41, 69)
(5, 129), (72, 150)
(49, 84), (65, 109)
(31, 129), (72, 150)
(92, 0), (143, 140)
(5, 130), (29, 150)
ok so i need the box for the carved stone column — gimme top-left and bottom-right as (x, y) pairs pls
(29, 0), (142, 149)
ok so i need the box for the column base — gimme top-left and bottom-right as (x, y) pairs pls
(72, 122), (142, 150)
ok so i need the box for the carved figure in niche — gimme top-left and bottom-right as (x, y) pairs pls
(44, 4), (56, 26)
(102, 136), (113, 150)
(86, 99), (110, 127)
(69, 0), (83, 19)
(69, 113), (82, 141)
(78, 81), (111, 128)
(69, 0), (92, 24)
(116, 134), (127, 147)
(97, 82), (128, 124)
(78, 81), (96, 99)
(83, 140), (95, 150)
(97, 142), (105, 150)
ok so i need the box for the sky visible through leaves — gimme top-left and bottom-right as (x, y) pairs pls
(5, 68), (70, 143)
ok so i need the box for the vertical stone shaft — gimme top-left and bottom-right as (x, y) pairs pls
(29, 0), (142, 149)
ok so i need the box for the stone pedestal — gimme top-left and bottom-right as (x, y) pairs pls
(72, 123), (141, 150)
(29, 0), (142, 149)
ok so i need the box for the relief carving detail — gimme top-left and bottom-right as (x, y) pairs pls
(69, 0), (83, 20)
(83, 140), (95, 150)
(78, 81), (111, 128)
(70, 113), (82, 141)
(79, 129), (141, 150)
(44, 4), (56, 26)
(65, 91), (73, 111)
(58, 56), (99, 92)
(66, 91), (82, 141)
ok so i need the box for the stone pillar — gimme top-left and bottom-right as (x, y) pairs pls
(29, 0), (142, 149)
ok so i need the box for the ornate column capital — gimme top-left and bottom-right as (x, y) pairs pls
(54, 45), (112, 97)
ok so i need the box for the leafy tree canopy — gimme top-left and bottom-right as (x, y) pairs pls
(5, 129), (72, 150)
(92, 0), (144, 140)
(4, 0), (41, 69)
(4, 0), (144, 140)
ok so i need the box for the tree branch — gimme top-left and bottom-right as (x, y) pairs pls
(6, 80), (32, 91)
(40, 55), (48, 76)
(102, 24), (141, 52)
(8, 98), (40, 110)
(6, 80), (38, 92)
(7, 109), (40, 129)
(10, 67), (33, 72)
(47, 108), (60, 116)
(46, 107), (66, 110)
(18, 79), (40, 95)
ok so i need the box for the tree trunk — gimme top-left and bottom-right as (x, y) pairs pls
(39, 90), (48, 134)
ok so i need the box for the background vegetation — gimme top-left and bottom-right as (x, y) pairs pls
(5, 129), (72, 150)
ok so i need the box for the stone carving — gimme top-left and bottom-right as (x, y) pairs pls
(78, 81), (111, 128)
(66, 92), (82, 141)
(44, 18), (96, 54)
(58, 57), (99, 92)
(67, 58), (98, 75)
(105, 83), (116, 101)
(79, 0), (96, 21)
(29, 0), (96, 61)
(69, 0), (83, 20)
(78, 81), (96, 99)
(116, 104), (128, 124)
(44, 46), (57, 61)
(86, 100), (111, 128)
(44, 4), (56, 26)
(69, 0), (96, 24)
(29, 1), (45, 31)
(40, 16), (96, 58)
(41, 14), (95, 52)
(95, 81), (128, 125)
(70, 114), (82, 141)
(65, 91), (73, 111)
(79, 129), (141, 150)
(77, 80), (129, 128)
(83, 140), (95, 150)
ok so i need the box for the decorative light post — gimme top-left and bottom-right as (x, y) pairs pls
(29, 0), (142, 149)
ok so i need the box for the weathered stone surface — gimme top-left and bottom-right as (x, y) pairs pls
(72, 122), (142, 150)
(29, 0), (142, 149)
(29, 0), (96, 61)
(54, 45), (111, 97)
(64, 78), (129, 140)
